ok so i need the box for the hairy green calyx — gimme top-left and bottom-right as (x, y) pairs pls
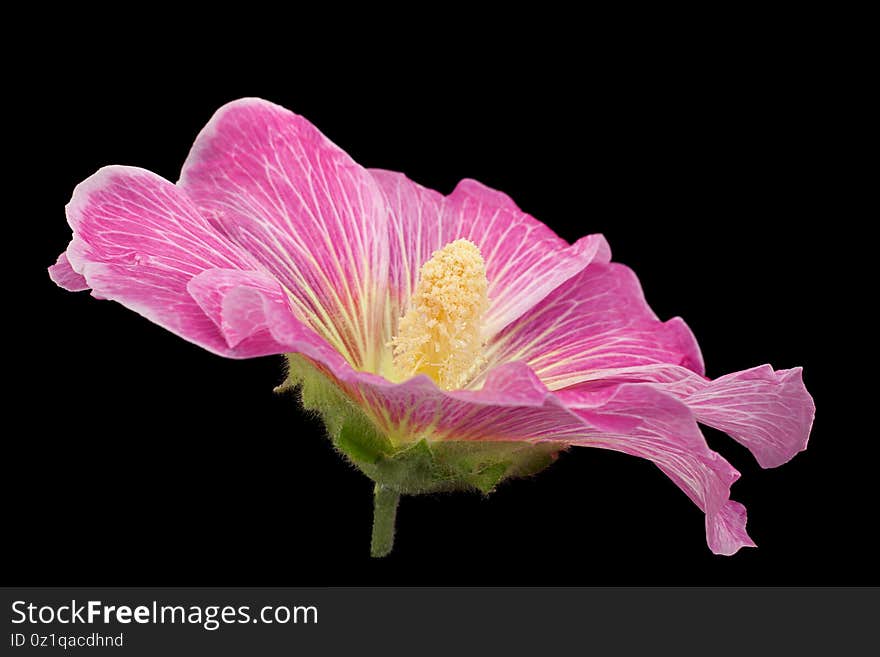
(279, 354), (563, 556)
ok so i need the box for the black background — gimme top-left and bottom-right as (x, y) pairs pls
(6, 19), (869, 585)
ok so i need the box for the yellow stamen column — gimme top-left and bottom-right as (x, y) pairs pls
(391, 239), (489, 390)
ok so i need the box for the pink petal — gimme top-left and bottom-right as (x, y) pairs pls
(485, 262), (705, 390)
(571, 363), (814, 468)
(188, 268), (383, 381)
(187, 268), (297, 356)
(557, 383), (755, 555)
(686, 366), (814, 468)
(179, 98), (389, 372)
(55, 165), (257, 356)
(48, 252), (89, 291)
(371, 169), (444, 315)
(372, 170), (611, 337)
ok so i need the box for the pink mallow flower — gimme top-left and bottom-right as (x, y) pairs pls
(49, 98), (814, 557)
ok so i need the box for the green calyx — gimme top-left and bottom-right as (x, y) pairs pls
(279, 354), (563, 557)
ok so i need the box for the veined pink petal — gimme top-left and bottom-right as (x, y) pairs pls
(186, 266), (363, 372)
(372, 170), (611, 337)
(557, 383), (755, 555)
(48, 252), (89, 291)
(592, 363), (814, 467)
(570, 363), (814, 468)
(179, 98), (389, 372)
(187, 268), (296, 357)
(370, 169), (444, 323)
(55, 165), (260, 356)
(484, 262), (705, 390)
(685, 366), (814, 468)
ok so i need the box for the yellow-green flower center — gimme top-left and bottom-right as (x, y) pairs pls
(391, 239), (489, 390)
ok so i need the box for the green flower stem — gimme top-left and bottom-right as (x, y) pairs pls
(370, 484), (400, 558)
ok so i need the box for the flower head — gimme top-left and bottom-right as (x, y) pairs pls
(50, 98), (815, 557)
